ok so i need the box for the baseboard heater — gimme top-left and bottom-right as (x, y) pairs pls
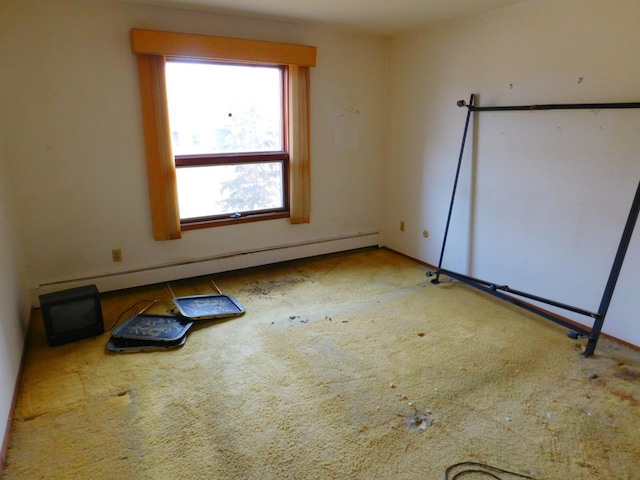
(429, 95), (640, 357)
(34, 231), (381, 299)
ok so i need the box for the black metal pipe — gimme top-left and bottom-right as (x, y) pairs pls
(432, 94), (475, 284)
(441, 269), (593, 338)
(437, 268), (599, 319)
(457, 100), (640, 112)
(584, 180), (640, 356)
(492, 284), (598, 319)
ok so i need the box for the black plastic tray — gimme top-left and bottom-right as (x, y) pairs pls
(106, 335), (187, 353)
(111, 314), (193, 342)
(172, 294), (245, 321)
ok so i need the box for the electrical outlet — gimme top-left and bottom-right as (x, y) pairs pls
(400, 221), (405, 232)
(112, 249), (122, 262)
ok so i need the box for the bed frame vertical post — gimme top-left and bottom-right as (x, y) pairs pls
(431, 94), (475, 284)
(584, 180), (640, 356)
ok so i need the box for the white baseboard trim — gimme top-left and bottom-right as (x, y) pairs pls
(30, 231), (382, 305)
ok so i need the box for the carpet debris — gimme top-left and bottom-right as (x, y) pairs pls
(405, 410), (432, 431)
(241, 277), (306, 296)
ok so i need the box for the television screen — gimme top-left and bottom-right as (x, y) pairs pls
(48, 298), (100, 335)
(40, 285), (104, 346)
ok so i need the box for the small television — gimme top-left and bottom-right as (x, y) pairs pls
(39, 284), (105, 346)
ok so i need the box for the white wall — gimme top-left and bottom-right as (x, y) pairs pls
(0, 0), (387, 298)
(0, 132), (30, 461)
(1, 0), (639, 456)
(385, 0), (640, 345)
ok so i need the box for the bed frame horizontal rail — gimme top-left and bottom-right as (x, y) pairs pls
(429, 268), (596, 340)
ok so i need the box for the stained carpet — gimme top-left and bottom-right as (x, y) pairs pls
(3, 248), (640, 479)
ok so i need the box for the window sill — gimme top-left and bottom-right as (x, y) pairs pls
(181, 211), (290, 231)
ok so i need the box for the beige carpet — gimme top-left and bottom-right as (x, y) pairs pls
(3, 248), (640, 479)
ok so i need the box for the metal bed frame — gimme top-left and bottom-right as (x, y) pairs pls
(428, 94), (640, 356)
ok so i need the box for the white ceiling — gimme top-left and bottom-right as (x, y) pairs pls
(119, 0), (527, 36)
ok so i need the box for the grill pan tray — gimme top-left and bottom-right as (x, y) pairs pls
(111, 314), (193, 342)
(172, 294), (245, 321)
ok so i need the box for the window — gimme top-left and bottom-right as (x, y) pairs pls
(130, 29), (316, 240)
(165, 61), (289, 227)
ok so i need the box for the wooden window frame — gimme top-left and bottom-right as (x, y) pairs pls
(131, 29), (316, 240)
(170, 62), (290, 230)
(177, 152), (291, 230)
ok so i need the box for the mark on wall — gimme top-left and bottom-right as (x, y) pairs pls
(334, 98), (363, 151)
(337, 106), (361, 118)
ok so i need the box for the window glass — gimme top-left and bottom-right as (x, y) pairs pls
(165, 62), (283, 156)
(176, 162), (284, 219)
